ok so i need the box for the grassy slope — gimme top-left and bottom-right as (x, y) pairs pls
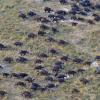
(0, 0), (100, 100)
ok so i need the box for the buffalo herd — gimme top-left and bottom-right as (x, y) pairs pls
(0, 0), (100, 99)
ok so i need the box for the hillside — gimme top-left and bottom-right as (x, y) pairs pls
(0, 0), (100, 100)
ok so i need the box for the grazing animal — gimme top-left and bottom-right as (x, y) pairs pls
(79, 11), (88, 16)
(40, 24), (49, 30)
(0, 91), (7, 97)
(53, 62), (64, 72)
(55, 61), (64, 66)
(11, 72), (28, 79)
(15, 81), (26, 87)
(92, 13), (98, 17)
(80, 0), (92, 7)
(84, 7), (91, 13)
(39, 53), (48, 58)
(52, 17), (59, 23)
(41, 18), (51, 23)
(3, 57), (14, 63)
(80, 78), (90, 85)
(73, 58), (83, 64)
(49, 49), (58, 55)
(19, 12), (27, 19)
(70, 4), (80, 15)
(95, 56), (100, 60)
(38, 68), (50, 76)
(0, 65), (3, 69)
(25, 77), (34, 83)
(34, 65), (44, 70)
(61, 55), (68, 61)
(95, 67), (100, 74)
(27, 33), (36, 38)
(19, 50), (29, 56)
(16, 57), (28, 63)
(59, 0), (67, 5)
(3, 73), (10, 78)
(44, 7), (53, 13)
(0, 43), (6, 50)
(58, 40), (69, 45)
(57, 74), (67, 79)
(14, 41), (23, 47)
(77, 17), (85, 22)
(72, 88), (80, 93)
(57, 74), (68, 83)
(52, 65), (61, 72)
(72, 22), (78, 26)
(58, 78), (65, 83)
(35, 59), (43, 64)
(27, 11), (36, 17)
(87, 19), (95, 24)
(95, 4), (100, 10)
(53, 61), (64, 72)
(38, 31), (47, 36)
(46, 37), (57, 42)
(48, 14), (56, 20)
(84, 61), (91, 65)
(94, 15), (100, 21)
(56, 10), (67, 16)
(67, 70), (77, 76)
(52, 27), (59, 33)
(45, 76), (54, 81)
(77, 68), (85, 74)
(46, 83), (57, 88)
(31, 83), (41, 90)
(18, 73), (28, 78)
(56, 15), (65, 20)
(22, 91), (33, 98)
(40, 87), (47, 92)
(11, 73), (19, 78)
(71, 15), (77, 20)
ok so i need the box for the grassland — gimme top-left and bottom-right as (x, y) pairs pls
(0, 0), (100, 100)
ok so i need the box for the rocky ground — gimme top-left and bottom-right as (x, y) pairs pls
(0, 0), (100, 100)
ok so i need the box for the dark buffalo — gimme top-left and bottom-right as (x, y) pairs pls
(67, 70), (77, 76)
(27, 11), (36, 17)
(0, 43), (6, 50)
(39, 53), (48, 58)
(0, 91), (7, 97)
(80, 78), (90, 85)
(22, 91), (33, 98)
(46, 37), (57, 42)
(59, 0), (67, 5)
(19, 12), (27, 19)
(95, 56), (100, 60)
(16, 57), (28, 63)
(25, 77), (34, 83)
(14, 41), (23, 47)
(56, 10), (67, 16)
(44, 7), (53, 13)
(15, 81), (26, 87)
(38, 31), (47, 36)
(73, 58), (83, 64)
(35, 59), (43, 64)
(27, 33), (36, 38)
(19, 50), (29, 56)
(34, 65), (44, 70)
(40, 24), (49, 30)
(49, 49), (58, 55)
(31, 83), (41, 90)
(3, 57), (14, 63)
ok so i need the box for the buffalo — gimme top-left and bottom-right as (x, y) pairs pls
(22, 91), (33, 98)
(44, 7), (53, 13)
